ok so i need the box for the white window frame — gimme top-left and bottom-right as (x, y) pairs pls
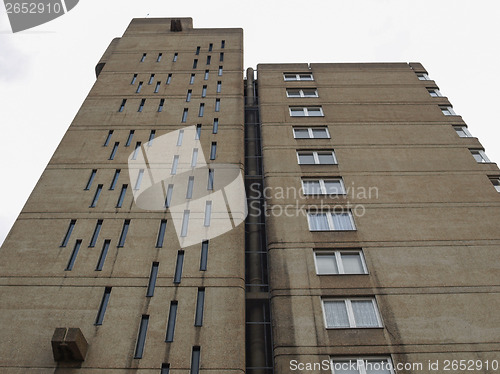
(293, 127), (330, 139)
(297, 151), (337, 165)
(289, 106), (324, 117)
(454, 126), (472, 138)
(314, 249), (368, 275)
(330, 357), (395, 374)
(322, 298), (382, 329)
(416, 73), (430, 80)
(283, 73), (314, 81)
(470, 149), (491, 163)
(440, 106), (456, 116)
(490, 177), (500, 192)
(301, 178), (345, 195)
(427, 88), (442, 97)
(307, 211), (356, 231)
(286, 88), (319, 98)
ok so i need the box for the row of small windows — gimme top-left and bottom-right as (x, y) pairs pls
(131, 71), (222, 89)
(139, 42), (226, 63)
(288, 105), (460, 117)
(118, 98), (221, 115)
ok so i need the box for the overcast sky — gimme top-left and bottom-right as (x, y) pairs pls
(1, 0), (499, 246)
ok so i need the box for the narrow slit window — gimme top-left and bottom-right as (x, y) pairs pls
(104, 130), (113, 146)
(125, 130), (135, 147)
(191, 148), (199, 167)
(131, 74), (137, 84)
(181, 210), (190, 237)
(146, 262), (159, 297)
(140, 53), (146, 62)
(206, 55), (211, 65)
(138, 99), (146, 112)
(208, 43), (213, 51)
(186, 89), (192, 102)
(195, 46), (200, 55)
(193, 59), (198, 69)
(89, 219), (103, 247)
(210, 142), (217, 160)
(200, 240), (208, 271)
(165, 184), (173, 208)
(110, 169), (120, 190)
(84, 169), (97, 190)
(204, 70), (209, 80)
(171, 155), (179, 175)
(116, 184), (127, 208)
(156, 220), (167, 248)
(221, 40), (225, 49)
(156, 53), (162, 62)
(195, 124), (202, 140)
(117, 219), (130, 247)
(165, 301), (178, 342)
(212, 118), (219, 134)
(148, 74), (155, 85)
(177, 130), (184, 146)
(161, 364), (170, 374)
(96, 239), (110, 271)
(190, 74), (195, 84)
(90, 184), (103, 208)
(194, 288), (205, 326)
(94, 287), (111, 325)
(182, 108), (188, 123)
(135, 81), (143, 93)
(134, 169), (145, 190)
(61, 219), (76, 247)
(173, 52), (178, 62)
(173, 250), (185, 284)
(109, 142), (119, 160)
(218, 66), (223, 76)
(119, 99), (126, 112)
(207, 168), (214, 190)
(154, 81), (161, 93)
(186, 176), (194, 199)
(167, 74), (172, 84)
(219, 52), (224, 62)
(190, 346), (201, 374)
(204, 201), (212, 226)
(65, 239), (82, 271)
(216, 81), (221, 93)
(201, 85), (207, 98)
(132, 142), (141, 160)
(198, 103), (205, 117)
(148, 130), (156, 146)
(215, 98), (220, 112)
(134, 315), (149, 359)
(158, 99), (164, 112)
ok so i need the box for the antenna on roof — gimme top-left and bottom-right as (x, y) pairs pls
(145, 13), (149, 18)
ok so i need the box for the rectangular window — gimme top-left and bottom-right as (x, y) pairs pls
(165, 301), (178, 342)
(157, 53), (162, 62)
(134, 315), (149, 359)
(427, 88), (442, 97)
(208, 43), (213, 51)
(210, 142), (217, 160)
(131, 74), (137, 84)
(156, 219), (167, 248)
(109, 142), (119, 160)
(194, 288), (205, 326)
(173, 52), (178, 62)
(167, 74), (172, 84)
(119, 99), (126, 112)
(132, 142), (141, 160)
(125, 130), (135, 147)
(173, 250), (184, 284)
(117, 219), (130, 247)
(286, 88), (319, 97)
(308, 212), (356, 231)
(96, 239), (110, 271)
(154, 81), (161, 93)
(471, 149), (490, 163)
(283, 73), (314, 81)
(161, 363), (170, 374)
(110, 169), (120, 190)
(191, 148), (199, 167)
(186, 89), (192, 102)
(181, 210), (190, 237)
(146, 262), (159, 297)
(148, 130), (156, 146)
(171, 155), (179, 175)
(196, 46), (200, 55)
(219, 52), (224, 62)
(322, 298), (381, 328)
(440, 106), (456, 115)
(186, 176), (194, 199)
(89, 219), (103, 247)
(84, 169), (97, 190)
(95, 287), (111, 326)
(61, 219), (76, 247)
(134, 169), (144, 190)
(204, 70), (209, 80)
(165, 184), (174, 208)
(177, 130), (184, 146)
(207, 168), (214, 190)
(65, 239), (82, 271)
(212, 118), (219, 134)
(200, 240), (209, 271)
(204, 201), (212, 227)
(206, 55), (211, 65)
(195, 124), (202, 140)
(190, 346), (201, 374)
(331, 357), (395, 374)
(490, 177), (500, 192)
(190, 74), (195, 84)
(148, 74), (155, 85)
(198, 103), (205, 117)
(90, 184), (103, 208)
(140, 53), (146, 62)
(221, 40), (225, 49)
(293, 127), (330, 139)
(454, 126), (472, 137)
(182, 108), (188, 122)
(417, 72), (430, 80)
(315, 249), (367, 275)
(302, 178), (345, 195)
(138, 99), (146, 112)
(215, 98), (220, 112)
(218, 66), (223, 76)
(216, 80), (221, 93)
(297, 151), (337, 165)
(193, 59), (198, 69)
(135, 81), (143, 93)
(290, 106), (324, 117)
(104, 130), (113, 146)
(116, 184), (127, 208)
(158, 99), (164, 112)
(201, 85), (207, 97)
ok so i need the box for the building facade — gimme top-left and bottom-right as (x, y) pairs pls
(0, 17), (499, 374)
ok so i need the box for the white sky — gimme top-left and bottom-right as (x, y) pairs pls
(1, 0), (499, 246)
